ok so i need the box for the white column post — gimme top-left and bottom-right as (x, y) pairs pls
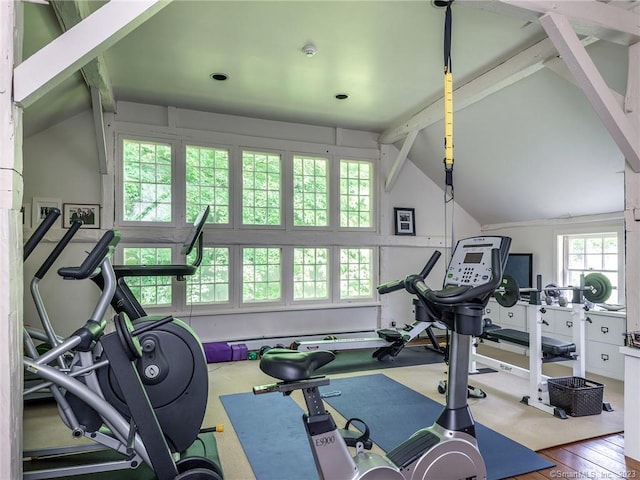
(0, 1), (24, 479)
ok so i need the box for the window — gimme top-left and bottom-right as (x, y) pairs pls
(339, 159), (373, 228)
(117, 134), (378, 312)
(561, 233), (619, 304)
(293, 247), (329, 300)
(122, 139), (172, 222)
(242, 151), (281, 226)
(242, 247), (282, 303)
(185, 145), (229, 224)
(187, 247), (230, 304)
(293, 155), (328, 227)
(339, 248), (373, 299)
(122, 247), (173, 307)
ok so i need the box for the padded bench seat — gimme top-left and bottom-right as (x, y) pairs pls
(483, 327), (576, 357)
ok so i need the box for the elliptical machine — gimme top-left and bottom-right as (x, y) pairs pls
(23, 207), (213, 456)
(254, 235), (511, 479)
(23, 230), (223, 479)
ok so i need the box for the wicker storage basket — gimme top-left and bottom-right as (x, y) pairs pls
(547, 376), (604, 417)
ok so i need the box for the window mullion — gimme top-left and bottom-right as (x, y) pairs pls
(282, 246), (293, 304)
(173, 141), (184, 226)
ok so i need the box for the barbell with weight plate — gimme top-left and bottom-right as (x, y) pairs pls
(494, 273), (612, 308)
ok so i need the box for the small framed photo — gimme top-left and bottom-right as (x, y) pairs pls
(63, 203), (100, 229)
(394, 207), (415, 236)
(32, 197), (62, 228)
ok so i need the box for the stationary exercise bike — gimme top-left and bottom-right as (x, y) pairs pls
(254, 235), (511, 479)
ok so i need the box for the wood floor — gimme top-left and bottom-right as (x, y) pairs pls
(509, 433), (639, 479)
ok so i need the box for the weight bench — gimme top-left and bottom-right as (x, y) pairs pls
(481, 323), (576, 360)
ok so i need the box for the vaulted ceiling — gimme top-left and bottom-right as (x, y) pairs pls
(20, 0), (639, 226)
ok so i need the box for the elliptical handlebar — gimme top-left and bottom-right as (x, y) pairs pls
(34, 220), (83, 280)
(24, 207), (61, 261)
(58, 230), (121, 280)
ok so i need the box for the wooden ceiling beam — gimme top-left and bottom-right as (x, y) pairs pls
(540, 11), (640, 171)
(380, 0), (637, 146)
(459, 0), (639, 46)
(49, 0), (115, 112)
(13, 0), (170, 109)
(378, 36), (586, 144)
(498, 0), (639, 45)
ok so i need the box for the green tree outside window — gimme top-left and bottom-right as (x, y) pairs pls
(122, 139), (172, 222)
(242, 247), (281, 302)
(187, 247), (230, 304)
(123, 247), (172, 306)
(293, 247), (329, 300)
(186, 145), (229, 224)
(339, 159), (372, 228)
(242, 151), (281, 226)
(339, 247), (373, 298)
(293, 156), (328, 227)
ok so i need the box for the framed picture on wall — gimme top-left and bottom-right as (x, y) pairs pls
(32, 197), (62, 228)
(394, 207), (415, 236)
(63, 203), (100, 229)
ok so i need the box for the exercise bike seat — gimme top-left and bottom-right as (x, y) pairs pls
(260, 349), (335, 381)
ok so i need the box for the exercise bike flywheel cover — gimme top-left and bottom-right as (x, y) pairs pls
(583, 272), (612, 303)
(494, 274), (520, 308)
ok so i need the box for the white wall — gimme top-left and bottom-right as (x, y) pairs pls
(22, 104), (481, 345)
(23, 110), (104, 337)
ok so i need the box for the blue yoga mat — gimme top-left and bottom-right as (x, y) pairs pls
(322, 374), (554, 479)
(220, 391), (316, 480)
(222, 374), (554, 480)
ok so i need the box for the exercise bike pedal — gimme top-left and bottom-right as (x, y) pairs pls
(339, 418), (372, 451)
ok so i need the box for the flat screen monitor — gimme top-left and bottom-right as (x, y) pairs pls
(504, 253), (533, 290)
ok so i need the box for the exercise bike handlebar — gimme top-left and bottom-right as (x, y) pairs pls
(417, 248), (504, 306)
(377, 250), (442, 295)
(58, 230), (121, 280)
(34, 220), (83, 280)
(24, 207), (61, 261)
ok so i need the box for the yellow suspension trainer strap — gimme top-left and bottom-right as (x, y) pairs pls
(443, 1), (454, 197)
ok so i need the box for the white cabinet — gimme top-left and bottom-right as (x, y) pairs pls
(545, 308), (573, 343)
(585, 310), (625, 380)
(484, 300), (527, 354)
(485, 300), (525, 329)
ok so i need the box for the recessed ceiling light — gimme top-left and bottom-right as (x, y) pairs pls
(210, 73), (229, 81)
(335, 93), (349, 100)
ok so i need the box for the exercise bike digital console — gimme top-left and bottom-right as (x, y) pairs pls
(254, 235), (511, 480)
